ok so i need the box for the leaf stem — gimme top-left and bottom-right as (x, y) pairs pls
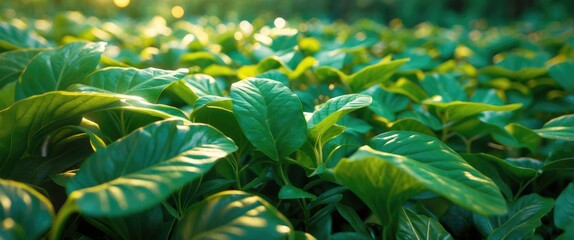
(49, 197), (79, 240)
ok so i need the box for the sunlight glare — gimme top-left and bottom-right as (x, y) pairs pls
(171, 5), (184, 19)
(274, 17), (286, 28)
(113, 0), (130, 8)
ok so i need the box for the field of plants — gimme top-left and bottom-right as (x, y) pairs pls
(1, 3), (574, 239)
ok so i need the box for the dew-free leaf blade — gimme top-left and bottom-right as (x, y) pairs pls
(175, 190), (293, 240)
(367, 131), (508, 216)
(16, 41), (105, 100)
(555, 182), (574, 230)
(549, 60), (574, 94)
(0, 91), (133, 178)
(397, 207), (454, 240)
(345, 58), (408, 92)
(424, 101), (522, 122)
(231, 77), (307, 160)
(0, 49), (44, 88)
(534, 114), (574, 141)
(66, 120), (237, 217)
(0, 179), (55, 239)
(0, 22), (49, 50)
(83, 67), (188, 103)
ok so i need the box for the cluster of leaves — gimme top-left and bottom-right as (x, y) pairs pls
(1, 13), (574, 239)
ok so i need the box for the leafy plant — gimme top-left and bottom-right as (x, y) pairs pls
(1, 13), (573, 240)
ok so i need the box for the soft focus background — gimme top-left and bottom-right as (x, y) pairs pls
(2, 0), (574, 26)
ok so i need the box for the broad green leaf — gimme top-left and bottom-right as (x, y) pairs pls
(82, 67), (188, 102)
(0, 92), (135, 177)
(0, 81), (16, 110)
(420, 74), (467, 102)
(473, 194), (554, 240)
(382, 78), (428, 102)
(279, 184), (317, 200)
(66, 120), (237, 217)
(335, 203), (369, 235)
(231, 77), (307, 161)
(288, 56), (317, 79)
(480, 55), (547, 81)
(0, 49), (43, 88)
(0, 179), (54, 239)
(16, 42), (105, 100)
(308, 94), (372, 142)
(345, 58), (408, 92)
(175, 190), (293, 240)
(492, 123), (541, 153)
(0, 23), (49, 50)
(86, 205), (171, 240)
(397, 208), (453, 240)
(367, 131), (507, 216)
(549, 60), (574, 94)
(555, 182), (574, 230)
(190, 96), (251, 155)
(424, 101), (522, 122)
(535, 114), (574, 141)
(363, 85), (409, 121)
(471, 88), (504, 105)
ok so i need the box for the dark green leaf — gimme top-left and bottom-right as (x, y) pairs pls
(345, 58), (408, 92)
(0, 49), (43, 88)
(175, 190), (293, 240)
(0, 179), (54, 239)
(555, 182), (574, 230)
(66, 120), (237, 217)
(424, 101), (522, 122)
(397, 207), (453, 240)
(231, 77), (307, 161)
(549, 60), (574, 94)
(16, 42), (105, 100)
(420, 74), (466, 102)
(279, 184), (317, 200)
(473, 194), (553, 240)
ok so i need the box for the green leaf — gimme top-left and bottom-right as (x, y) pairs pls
(535, 114), (574, 141)
(397, 208), (454, 240)
(335, 203), (369, 235)
(382, 78), (428, 102)
(473, 194), (554, 240)
(555, 182), (574, 230)
(86, 205), (171, 240)
(0, 92), (134, 178)
(0, 49), (43, 88)
(388, 119), (436, 137)
(345, 58), (408, 92)
(0, 81), (16, 110)
(424, 101), (522, 123)
(480, 55), (547, 81)
(367, 131), (507, 216)
(363, 86), (409, 121)
(492, 123), (541, 153)
(16, 42), (105, 100)
(0, 23), (49, 50)
(279, 184), (318, 200)
(308, 94), (372, 142)
(231, 77), (307, 161)
(82, 67), (188, 103)
(66, 120), (237, 217)
(549, 60), (574, 94)
(420, 74), (467, 102)
(175, 190), (293, 240)
(0, 179), (54, 239)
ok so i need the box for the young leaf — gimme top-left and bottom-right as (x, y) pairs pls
(279, 184), (318, 200)
(345, 58), (408, 92)
(555, 182), (574, 230)
(82, 67), (188, 103)
(397, 208), (454, 240)
(0, 179), (55, 239)
(362, 86), (409, 121)
(473, 194), (554, 240)
(424, 101), (522, 123)
(66, 120), (237, 217)
(175, 190), (293, 240)
(308, 94), (372, 142)
(15, 41), (105, 100)
(534, 114), (574, 141)
(231, 77), (307, 161)
(0, 92), (133, 178)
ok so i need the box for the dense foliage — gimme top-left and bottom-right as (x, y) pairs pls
(1, 12), (573, 239)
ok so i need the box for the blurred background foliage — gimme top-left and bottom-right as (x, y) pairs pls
(2, 0), (573, 26)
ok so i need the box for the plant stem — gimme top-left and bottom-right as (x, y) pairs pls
(49, 198), (79, 240)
